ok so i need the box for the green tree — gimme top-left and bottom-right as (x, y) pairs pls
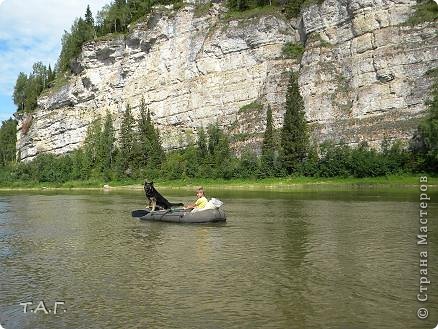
(32, 62), (48, 91)
(412, 82), (438, 171)
(47, 64), (55, 87)
(261, 106), (276, 176)
(23, 75), (40, 113)
(280, 72), (309, 173)
(197, 126), (208, 161)
(285, 0), (305, 18)
(70, 149), (86, 180)
(136, 99), (150, 168)
(83, 117), (102, 177)
(13, 73), (28, 112)
(85, 5), (95, 26)
(207, 123), (232, 178)
(99, 112), (116, 177)
(137, 100), (164, 170)
(228, 0), (249, 11)
(0, 119), (17, 166)
(207, 123), (220, 156)
(117, 103), (136, 176)
(57, 17), (94, 73)
(104, 0), (130, 33)
(148, 114), (165, 169)
(238, 148), (259, 178)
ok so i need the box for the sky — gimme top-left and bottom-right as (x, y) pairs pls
(0, 0), (109, 122)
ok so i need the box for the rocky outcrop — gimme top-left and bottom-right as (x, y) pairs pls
(300, 0), (438, 147)
(16, 0), (438, 161)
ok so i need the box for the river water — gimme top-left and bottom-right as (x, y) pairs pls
(0, 187), (437, 329)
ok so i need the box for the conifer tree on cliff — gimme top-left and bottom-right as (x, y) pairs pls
(85, 5), (94, 27)
(280, 72), (309, 174)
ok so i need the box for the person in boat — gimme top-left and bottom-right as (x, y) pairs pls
(185, 187), (208, 212)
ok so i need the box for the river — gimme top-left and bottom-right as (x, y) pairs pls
(0, 187), (437, 329)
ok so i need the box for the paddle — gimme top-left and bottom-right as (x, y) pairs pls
(131, 207), (186, 218)
(131, 209), (150, 218)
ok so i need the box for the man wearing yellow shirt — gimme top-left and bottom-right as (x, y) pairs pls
(185, 187), (208, 212)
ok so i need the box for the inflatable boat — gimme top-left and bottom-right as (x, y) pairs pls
(138, 208), (226, 223)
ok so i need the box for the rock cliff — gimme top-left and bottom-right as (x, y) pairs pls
(16, 0), (438, 161)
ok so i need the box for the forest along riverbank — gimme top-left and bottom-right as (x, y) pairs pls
(0, 175), (437, 191)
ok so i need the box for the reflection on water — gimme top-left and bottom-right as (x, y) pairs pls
(0, 189), (437, 329)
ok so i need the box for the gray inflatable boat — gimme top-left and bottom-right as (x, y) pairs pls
(139, 208), (226, 223)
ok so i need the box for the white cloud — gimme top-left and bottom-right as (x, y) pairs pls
(0, 0), (109, 118)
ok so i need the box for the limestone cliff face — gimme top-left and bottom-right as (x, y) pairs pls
(16, 0), (438, 161)
(300, 0), (438, 148)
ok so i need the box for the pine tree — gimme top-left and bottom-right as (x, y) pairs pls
(100, 112), (115, 177)
(146, 110), (164, 168)
(117, 103), (136, 176)
(280, 72), (309, 173)
(85, 5), (94, 27)
(85, 5), (96, 39)
(261, 106), (276, 176)
(197, 126), (208, 161)
(47, 65), (55, 87)
(137, 99), (150, 167)
(136, 99), (164, 172)
(83, 116), (102, 177)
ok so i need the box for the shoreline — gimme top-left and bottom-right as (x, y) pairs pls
(0, 175), (437, 192)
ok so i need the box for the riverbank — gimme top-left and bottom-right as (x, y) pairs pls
(0, 175), (436, 191)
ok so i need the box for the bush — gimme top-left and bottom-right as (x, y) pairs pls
(237, 149), (260, 178)
(405, 0), (438, 25)
(281, 42), (305, 60)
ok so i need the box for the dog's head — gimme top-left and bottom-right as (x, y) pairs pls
(144, 181), (155, 197)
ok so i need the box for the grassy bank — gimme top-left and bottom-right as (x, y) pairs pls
(0, 175), (436, 191)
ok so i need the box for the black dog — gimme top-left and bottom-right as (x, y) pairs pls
(144, 181), (184, 211)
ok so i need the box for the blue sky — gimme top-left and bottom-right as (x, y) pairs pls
(0, 0), (109, 123)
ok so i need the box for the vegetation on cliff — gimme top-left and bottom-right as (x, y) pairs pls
(405, 0), (438, 25)
(226, 0), (324, 18)
(13, 63), (55, 113)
